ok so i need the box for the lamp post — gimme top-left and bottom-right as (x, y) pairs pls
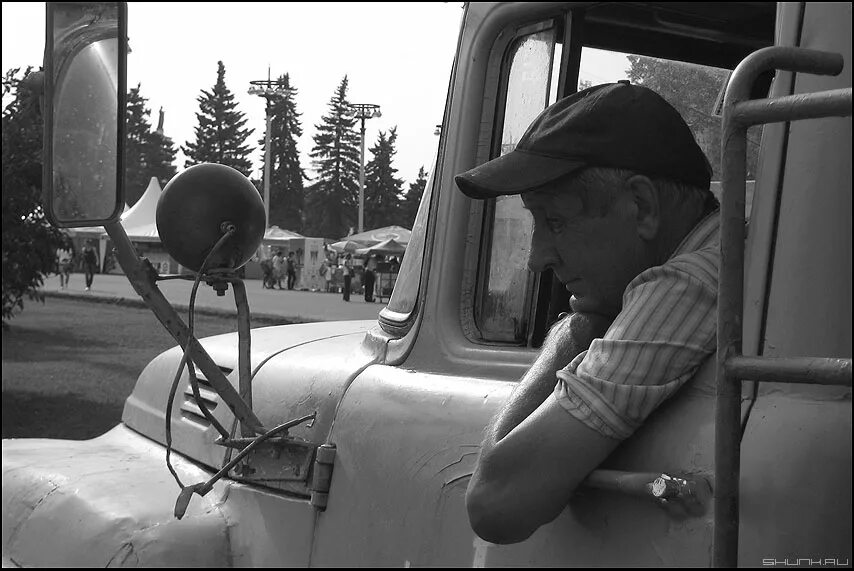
(248, 68), (289, 228)
(349, 103), (382, 233)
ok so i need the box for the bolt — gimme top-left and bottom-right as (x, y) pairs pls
(651, 475), (682, 499)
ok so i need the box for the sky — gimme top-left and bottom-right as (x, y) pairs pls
(2, 2), (630, 201)
(2, 2), (464, 193)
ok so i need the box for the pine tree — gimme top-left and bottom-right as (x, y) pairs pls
(147, 107), (178, 190)
(182, 61), (254, 176)
(124, 84), (151, 206)
(124, 86), (177, 205)
(364, 127), (403, 229)
(258, 74), (307, 232)
(304, 76), (361, 239)
(400, 166), (428, 228)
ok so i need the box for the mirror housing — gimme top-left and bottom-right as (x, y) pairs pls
(44, 2), (127, 228)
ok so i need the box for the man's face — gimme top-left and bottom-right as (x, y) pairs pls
(521, 181), (650, 316)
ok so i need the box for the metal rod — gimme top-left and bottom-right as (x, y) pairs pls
(727, 356), (852, 386)
(714, 45), (849, 568)
(104, 221), (265, 434)
(582, 470), (662, 498)
(233, 279), (253, 437)
(264, 105), (272, 227)
(359, 118), (366, 233)
(732, 88), (852, 127)
(716, 79), (749, 571)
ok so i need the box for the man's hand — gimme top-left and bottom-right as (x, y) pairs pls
(546, 311), (613, 369)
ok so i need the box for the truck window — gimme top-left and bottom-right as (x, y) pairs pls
(475, 22), (560, 343)
(580, 46), (763, 204)
(472, 29), (768, 348)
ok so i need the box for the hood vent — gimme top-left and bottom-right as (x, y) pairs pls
(180, 365), (233, 428)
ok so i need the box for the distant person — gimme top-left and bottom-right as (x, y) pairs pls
(81, 240), (99, 291)
(286, 251), (297, 290)
(56, 239), (74, 290)
(319, 260), (330, 293)
(342, 254), (353, 302)
(272, 250), (285, 290)
(364, 255), (377, 303)
(260, 256), (274, 289)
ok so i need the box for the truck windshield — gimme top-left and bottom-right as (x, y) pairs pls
(381, 158), (435, 322)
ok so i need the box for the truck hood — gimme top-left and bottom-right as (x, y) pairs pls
(123, 320), (381, 477)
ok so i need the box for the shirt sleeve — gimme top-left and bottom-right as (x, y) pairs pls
(554, 250), (718, 440)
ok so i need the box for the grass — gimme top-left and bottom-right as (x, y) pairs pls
(2, 296), (247, 440)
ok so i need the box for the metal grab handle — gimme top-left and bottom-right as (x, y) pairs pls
(716, 45), (853, 568)
(582, 469), (711, 517)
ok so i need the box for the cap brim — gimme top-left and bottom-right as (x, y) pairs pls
(455, 149), (586, 199)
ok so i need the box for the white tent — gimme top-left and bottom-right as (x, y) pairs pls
(67, 177), (163, 270)
(344, 225), (411, 246)
(355, 237), (406, 256)
(264, 225), (304, 242)
(120, 177), (162, 241)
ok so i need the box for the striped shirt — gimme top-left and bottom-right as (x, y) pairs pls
(554, 210), (720, 439)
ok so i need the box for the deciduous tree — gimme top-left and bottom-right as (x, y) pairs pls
(1, 68), (64, 324)
(626, 55), (761, 179)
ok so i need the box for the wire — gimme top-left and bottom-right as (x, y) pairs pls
(164, 229), (235, 490)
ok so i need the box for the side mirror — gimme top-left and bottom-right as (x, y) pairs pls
(44, 2), (127, 227)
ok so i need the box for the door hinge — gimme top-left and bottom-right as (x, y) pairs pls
(310, 443), (336, 511)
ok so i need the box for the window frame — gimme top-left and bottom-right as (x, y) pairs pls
(460, 13), (579, 348)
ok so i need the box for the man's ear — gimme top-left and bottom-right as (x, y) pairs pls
(625, 175), (659, 240)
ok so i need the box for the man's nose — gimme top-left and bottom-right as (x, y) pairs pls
(527, 226), (559, 273)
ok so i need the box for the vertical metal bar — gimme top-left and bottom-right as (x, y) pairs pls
(714, 45), (848, 568)
(263, 101), (272, 227)
(359, 117), (366, 234)
(233, 279), (253, 438)
(716, 102), (748, 570)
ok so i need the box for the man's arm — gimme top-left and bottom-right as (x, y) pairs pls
(466, 311), (615, 544)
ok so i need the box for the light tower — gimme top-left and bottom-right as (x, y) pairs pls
(349, 103), (382, 233)
(248, 68), (289, 227)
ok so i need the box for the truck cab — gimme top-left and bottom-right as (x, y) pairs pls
(3, 2), (851, 567)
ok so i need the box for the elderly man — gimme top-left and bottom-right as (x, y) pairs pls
(455, 82), (720, 544)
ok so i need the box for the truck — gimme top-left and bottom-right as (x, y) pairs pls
(2, 1), (851, 567)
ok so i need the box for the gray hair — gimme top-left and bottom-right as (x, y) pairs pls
(563, 167), (718, 220)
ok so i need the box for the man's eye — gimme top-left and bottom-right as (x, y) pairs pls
(546, 218), (564, 232)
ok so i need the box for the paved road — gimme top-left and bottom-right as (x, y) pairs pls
(42, 273), (385, 323)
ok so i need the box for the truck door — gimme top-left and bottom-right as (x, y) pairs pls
(309, 3), (778, 566)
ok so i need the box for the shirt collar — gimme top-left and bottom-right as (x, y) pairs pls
(670, 208), (720, 258)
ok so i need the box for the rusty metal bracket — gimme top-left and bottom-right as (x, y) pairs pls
(310, 444), (337, 511)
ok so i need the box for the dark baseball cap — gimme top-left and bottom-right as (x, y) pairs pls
(455, 82), (712, 199)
